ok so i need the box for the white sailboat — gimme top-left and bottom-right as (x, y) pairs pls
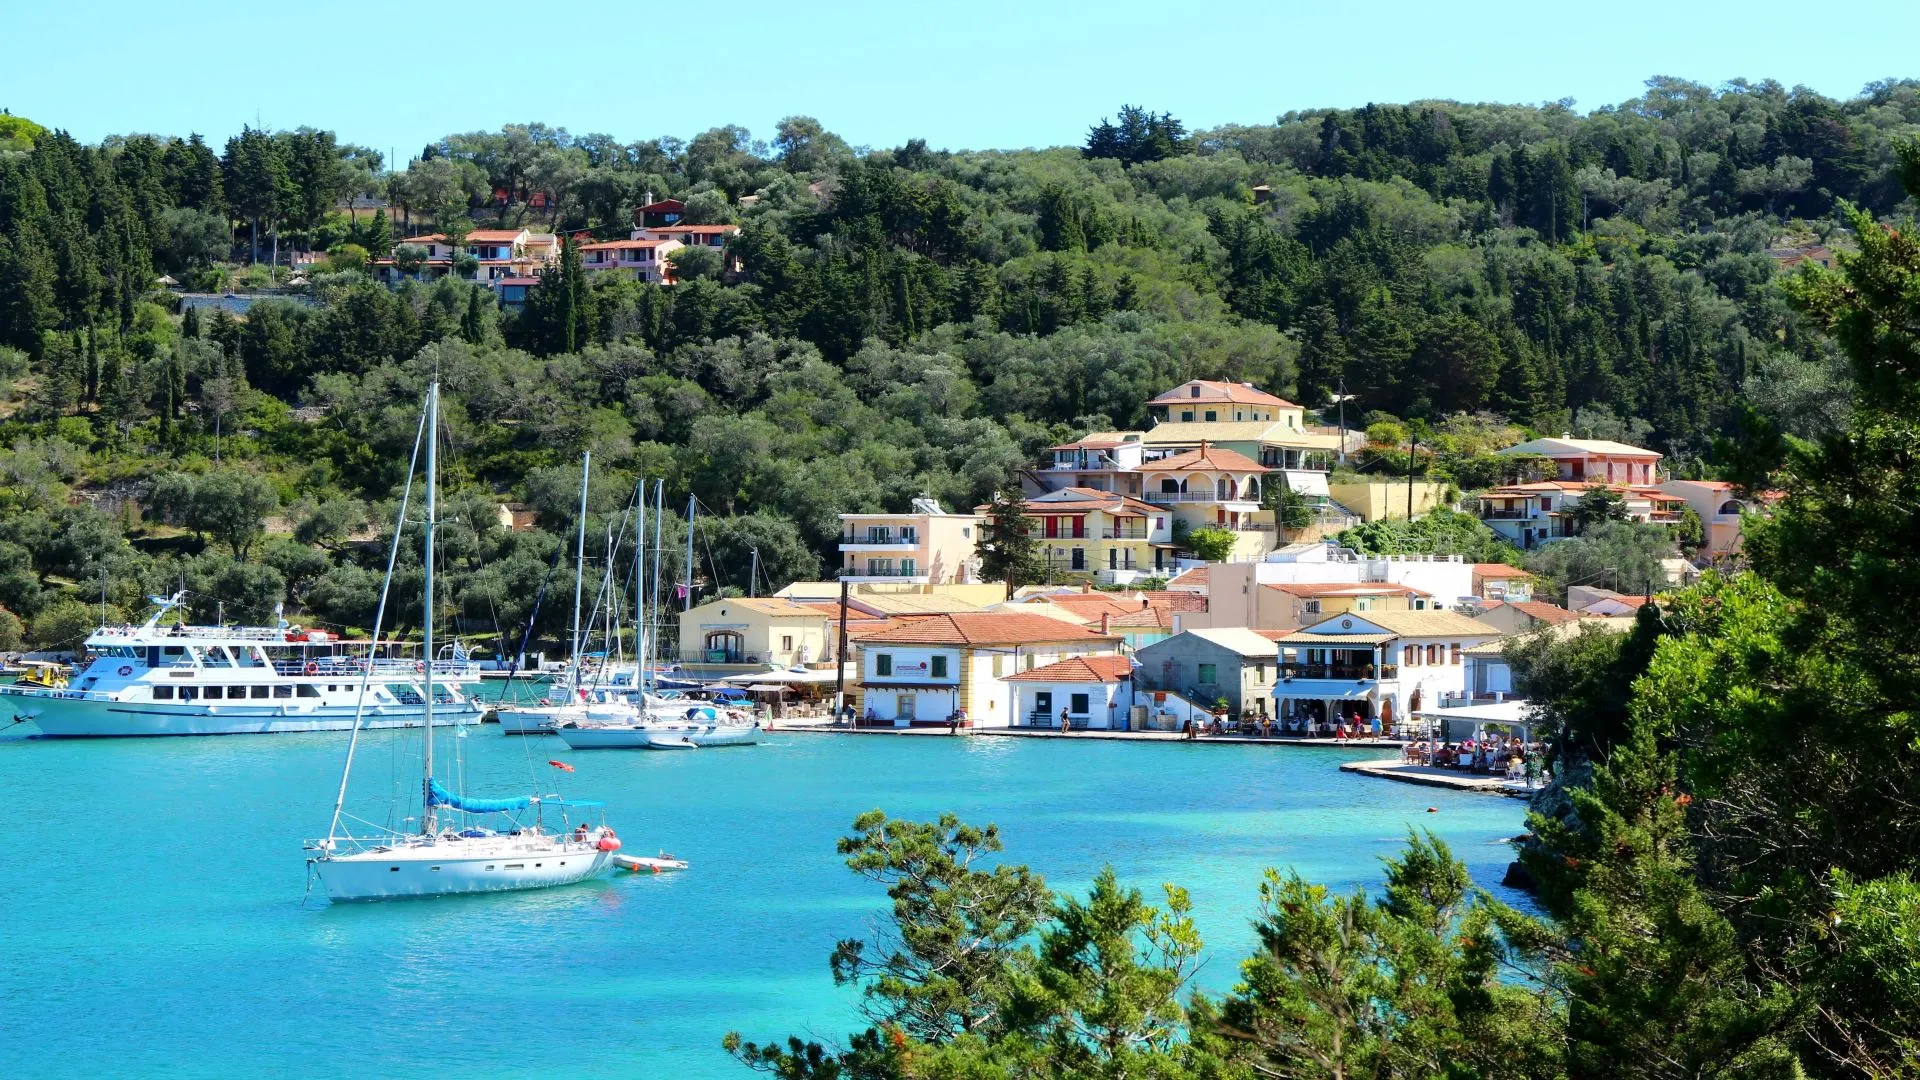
(554, 487), (762, 750)
(308, 383), (620, 901)
(496, 452), (597, 735)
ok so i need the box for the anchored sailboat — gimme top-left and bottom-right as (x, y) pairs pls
(308, 383), (620, 901)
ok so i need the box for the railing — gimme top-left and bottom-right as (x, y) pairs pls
(1479, 509), (1537, 520)
(838, 534), (918, 546)
(844, 567), (923, 578)
(1100, 530), (1147, 540)
(1143, 492), (1250, 504)
(270, 658), (481, 679)
(1280, 664), (1398, 681)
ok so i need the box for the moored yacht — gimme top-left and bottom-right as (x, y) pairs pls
(3, 596), (483, 737)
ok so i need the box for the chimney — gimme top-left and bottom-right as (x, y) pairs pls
(1081, 582), (1093, 593)
(1100, 613), (1111, 634)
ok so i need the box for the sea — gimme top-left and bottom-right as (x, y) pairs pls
(0, 726), (1527, 1078)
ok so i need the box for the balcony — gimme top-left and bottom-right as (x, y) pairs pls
(844, 566), (925, 580)
(1099, 529), (1148, 540)
(1479, 509), (1539, 521)
(839, 533), (919, 549)
(1142, 491), (1258, 505)
(1280, 664), (1399, 681)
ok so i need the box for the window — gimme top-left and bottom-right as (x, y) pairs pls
(1403, 645), (1417, 665)
(273, 685), (292, 699)
(1197, 663), (1217, 685)
(1426, 645), (1439, 664)
(1450, 643), (1462, 665)
(993, 654), (1005, 677)
(1108, 548), (1118, 570)
(1189, 385), (1200, 397)
(1204, 410), (1217, 422)
(781, 635), (793, 652)
(251, 685), (269, 699)
(1180, 410), (1194, 422)
(1070, 693), (1089, 715)
(298, 684), (321, 698)
(1354, 597), (1374, 611)
(1255, 663), (1266, 683)
(962, 527), (972, 538)
(179, 686), (197, 700)
(875, 653), (893, 677)
(152, 685), (174, 700)
(1302, 600), (1321, 615)
(931, 655), (948, 679)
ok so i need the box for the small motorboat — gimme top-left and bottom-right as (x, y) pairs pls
(613, 852), (689, 873)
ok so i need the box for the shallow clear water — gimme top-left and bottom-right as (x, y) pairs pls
(0, 729), (1525, 1078)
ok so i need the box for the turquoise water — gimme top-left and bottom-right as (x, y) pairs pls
(0, 730), (1526, 1078)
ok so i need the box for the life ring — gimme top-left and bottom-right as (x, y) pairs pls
(305, 662), (319, 676)
(414, 661), (425, 674)
(116, 665), (133, 677)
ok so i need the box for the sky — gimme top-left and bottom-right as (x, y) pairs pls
(7, 0), (1920, 165)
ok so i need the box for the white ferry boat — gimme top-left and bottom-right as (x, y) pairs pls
(2, 594), (484, 737)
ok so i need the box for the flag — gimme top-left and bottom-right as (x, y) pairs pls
(451, 639), (471, 662)
(273, 602), (289, 630)
(675, 583), (690, 600)
(547, 759), (575, 772)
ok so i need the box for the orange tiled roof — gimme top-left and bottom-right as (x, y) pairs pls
(1145, 443), (1265, 473)
(1001, 655), (1135, 683)
(1509, 600), (1583, 625)
(1148, 380), (1295, 408)
(853, 612), (1118, 646)
(1472, 563), (1532, 578)
(1168, 566), (1208, 588)
(466, 229), (526, 242)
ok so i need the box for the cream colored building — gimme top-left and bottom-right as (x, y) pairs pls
(839, 498), (983, 584)
(851, 612), (1121, 727)
(677, 596), (847, 666)
(1657, 480), (1752, 560)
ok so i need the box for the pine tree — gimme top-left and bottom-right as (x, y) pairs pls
(978, 490), (1042, 599)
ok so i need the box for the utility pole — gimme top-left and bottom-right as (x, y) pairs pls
(748, 548), (759, 598)
(834, 576), (850, 725)
(1407, 432), (1417, 520)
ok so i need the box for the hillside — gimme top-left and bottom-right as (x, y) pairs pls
(0, 76), (1913, 648)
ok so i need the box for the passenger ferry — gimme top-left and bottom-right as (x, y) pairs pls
(1, 595), (485, 737)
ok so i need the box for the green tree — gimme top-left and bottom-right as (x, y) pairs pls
(978, 490), (1043, 600)
(1184, 525), (1237, 562)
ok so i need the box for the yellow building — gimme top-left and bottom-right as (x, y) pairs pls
(677, 596), (847, 666)
(988, 488), (1177, 580)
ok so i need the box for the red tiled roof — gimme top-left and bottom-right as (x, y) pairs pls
(1145, 443), (1265, 473)
(1001, 655), (1134, 683)
(1265, 582), (1430, 598)
(1168, 566), (1208, 588)
(853, 612), (1118, 646)
(1148, 380), (1295, 408)
(1472, 563), (1532, 578)
(638, 199), (685, 212)
(466, 229), (526, 242)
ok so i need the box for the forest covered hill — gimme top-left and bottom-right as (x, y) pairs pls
(0, 75), (1914, 648)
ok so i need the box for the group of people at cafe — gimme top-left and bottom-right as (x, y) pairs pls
(1404, 731), (1540, 783)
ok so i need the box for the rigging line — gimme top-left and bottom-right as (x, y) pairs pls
(323, 392), (429, 844)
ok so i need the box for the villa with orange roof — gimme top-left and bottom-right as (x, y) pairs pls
(1477, 480), (1686, 549)
(374, 227), (559, 288)
(977, 487), (1176, 583)
(1657, 479), (1759, 559)
(850, 612), (1122, 727)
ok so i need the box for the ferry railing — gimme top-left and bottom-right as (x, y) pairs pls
(270, 658), (484, 679)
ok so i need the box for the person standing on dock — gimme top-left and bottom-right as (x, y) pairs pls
(1059, 707), (1071, 734)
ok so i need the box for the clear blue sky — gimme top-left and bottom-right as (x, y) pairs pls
(7, 0), (1920, 164)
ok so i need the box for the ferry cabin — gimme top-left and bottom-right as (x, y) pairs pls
(76, 626), (476, 709)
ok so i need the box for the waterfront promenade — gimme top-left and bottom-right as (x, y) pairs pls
(767, 718), (1408, 749)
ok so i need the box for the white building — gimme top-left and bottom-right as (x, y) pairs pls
(1001, 655), (1135, 730)
(851, 612), (1121, 728)
(1269, 609), (1499, 730)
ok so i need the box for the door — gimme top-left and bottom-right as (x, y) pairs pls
(895, 694), (915, 725)
(1071, 548), (1085, 571)
(1033, 691), (1052, 726)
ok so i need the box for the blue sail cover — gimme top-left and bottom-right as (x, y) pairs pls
(426, 777), (531, 814)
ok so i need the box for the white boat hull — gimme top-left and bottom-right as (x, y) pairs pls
(17, 695), (485, 737)
(555, 722), (762, 750)
(312, 834), (613, 901)
(495, 706), (568, 734)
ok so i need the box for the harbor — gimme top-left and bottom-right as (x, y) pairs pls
(0, 727), (1527, 1079)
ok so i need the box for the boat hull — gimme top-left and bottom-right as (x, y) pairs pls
(555, 723), (762, 750)
(15, 695), (486, 737)
(313, 837), (613, 901)
(495, 707), (565, 734)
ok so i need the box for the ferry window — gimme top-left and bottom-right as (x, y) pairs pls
(251, 686), (269, 699)
(206, 647), (235, 668)
(152, 685), (174, 700)
(161, 645), (187, 666)
(179, 687), (197, 700)
(205, 686), (225, 699)
(273, 685), (292, 699)
(297, 684), (320, 698)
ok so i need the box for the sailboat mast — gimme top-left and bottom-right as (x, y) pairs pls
(569, 452), (590, 693)
(649, 481), (664, 692)
(683, 494), (697, 613)
(422, 382), (439, 835)
(633, 482), (647, 688)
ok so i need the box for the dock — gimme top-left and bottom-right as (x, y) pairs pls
(767, 720), (1404, 749)
(1337, 759), (1536, 797)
